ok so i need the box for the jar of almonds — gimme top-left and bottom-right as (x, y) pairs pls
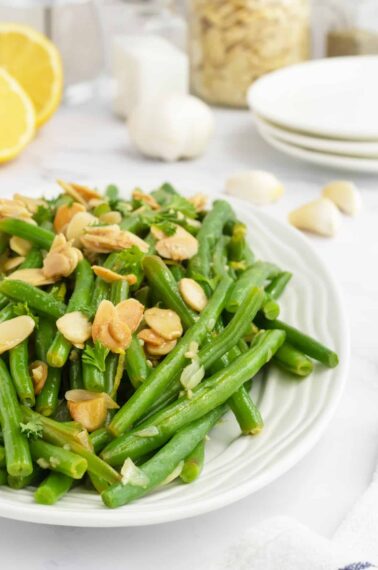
(188, 0), (311, 107)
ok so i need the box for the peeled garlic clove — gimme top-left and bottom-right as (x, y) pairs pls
(289, 198), (341, 237)
(322, 180), (361, 216)
(30, 360), (48, 395)
(144, 308), (183, 340)
(0, 315), (35, 354)
(56, 311), (92, 346)
(179, 278), (208, 312)
(225, 170), (285, 206)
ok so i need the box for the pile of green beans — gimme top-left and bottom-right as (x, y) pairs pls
(0, 182), (339, 508)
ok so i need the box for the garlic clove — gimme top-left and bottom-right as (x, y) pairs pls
(225, 170), (285, 206)
(144, 308), (183, 340)
(0, 315), (35, 354)
(179, 278), (208, 312)
(322, 180), (361, 216)
(289, 198), (342, 237)
(30, 360), (48, 395)
(56, 311), (92, 346)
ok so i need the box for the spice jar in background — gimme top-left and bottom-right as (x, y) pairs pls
(188, 0), (310, 108)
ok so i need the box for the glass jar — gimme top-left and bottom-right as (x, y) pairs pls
(188, 0), (310, 108)
(325, 0), (378, 57)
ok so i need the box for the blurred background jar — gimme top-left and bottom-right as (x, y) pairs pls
(326, 0), (378, 57)
(188, 0), (311, 108)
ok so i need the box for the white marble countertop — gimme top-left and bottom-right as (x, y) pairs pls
(1, 98), (378, 570)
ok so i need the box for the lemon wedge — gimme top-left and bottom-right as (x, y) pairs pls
(0, 23), (63, 127)
(0, 68), (35, 163)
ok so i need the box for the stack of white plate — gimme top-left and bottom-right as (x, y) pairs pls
(247, 56), (378, 173)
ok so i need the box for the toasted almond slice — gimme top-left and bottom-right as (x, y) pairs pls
(54, 202), (86, 233)
(92, 300), (132, 353)
(132, 189), (160, 210)
(144, 308), (183, 340)
(189, 193), (208, 212)
(179, 278), (207, 312)
(156, 226), (198, 261)
(99, 211), (122, 225)
(138, 328), (166, 346)
(116, 299), (144, 333)
(0, 315), (35, 354)
(30, 360), (48, 395)
(65, 211), (98, 246)
(92, 265), (137, 285)
(7, 267), (56, 286)
(56, 311), (92, 346)
(3, 256), (25, 272)
(150, 225), (166, 241)
(0, 198), (33, 220)
(9, 235), (32, 256)
(145, 339), (177, 356)
(66, 389), (119, 409)
(81, 225), (149, 254)
(70, 182), (102, 201)
(43, 234), (83, 279)
(67, 397), (107, 432)
(13, 194), (47, 214)
(57, 179), (87, 206)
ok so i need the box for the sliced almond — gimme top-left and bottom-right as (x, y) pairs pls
(289, 198), (341, 237)
(66, 390), (118, 432)
(99, 211), (122, 225)
(65, 211), (98, 246)
(7, 268), (56, 286)
(179, 278), (208, 312)
(92, 265), (137, 285)
(322, 180), (361, 216)
(43, 234), (83, 280)
(54, 202), (86, 234)
(57, 180), (101, 205)
(81, 225), (149, 254)
(92, 300), (132, 353)
(3, 256), (25, 272)
(9, 236), (32, 257)
(116, 298), (144, 333)
(144, 308), (183, 340)
(132, 189), (160, 210)
(56, 311), (92, 347)
(30, 360), (48, 395)
(150, 225), (166, 241)
(0, 315), (35, 354)
(137, 328), (166, 346)
(189, 193), (208, 212)
(0, 198), (33, 221)
(145, 339), (177, 356)
(156, 226), (198, 261)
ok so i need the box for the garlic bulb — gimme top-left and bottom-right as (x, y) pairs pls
(322, 180), (361, 216)
(289, 198), (341, 237)
(128, 93), (214, 162)
(225, 170), (285, 206)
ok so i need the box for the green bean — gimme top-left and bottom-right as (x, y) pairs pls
(9, 340), (35, 407)
(83, 361), (106, 393)
(47, 259), (94, 368)
(169, 264), (186, 282)
(0, 218), (54, 250)
(110, 280), (129, 305)
(143, 255), (195, 329)
(102, 330), (285, 465)
(108, 275), (233, 436)
(226, 261), (281, 313)
(0, 303), (14, 323)
(34, 472), (73, 505)
(257, 315), (338, 368)
(0, 360), (33, 477)
(229, 384), (263, 435)
(8, 465), (43, 489)
(21, 407), (120, 485)
(30, 439), (87, 479)
(19, 247), (44, 269)
(212, 235), (231, 280)
(266, 271), (293, 300)
(188, 200), (235, 281)
(180, 439), (205, 484)
(274, 342), (314, 377)
(0, 280), (66, 319)
(90, 428), (111, 454)
(35, 317), (61, 417)
(125, 335), (151, 390)
(102, 405), (227, 508)
(0, 445), (5, 467)
(262, 295), (280, 321)
(69, 351), (83, 389)
(0, 232), (8, 255)
(0, 468), (7, 486)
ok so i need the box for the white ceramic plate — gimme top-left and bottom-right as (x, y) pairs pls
(248, 56), (378, 140)
(0, 192), (349, 527)
(259, 128), (378, 173)
(254, 114), (378, 158)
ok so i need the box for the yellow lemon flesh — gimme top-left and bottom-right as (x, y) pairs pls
(0, 68), (35, 163)
(0, 23), (63, 127)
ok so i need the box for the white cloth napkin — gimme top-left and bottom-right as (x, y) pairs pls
(218, 467), (378, 570)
